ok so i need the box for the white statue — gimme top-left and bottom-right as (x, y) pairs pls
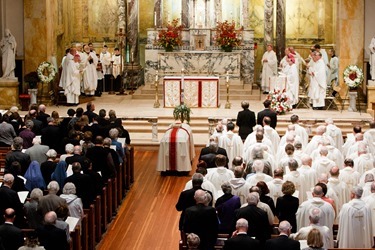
(369, 36), (375, 80)
(0, 29), (17, 79)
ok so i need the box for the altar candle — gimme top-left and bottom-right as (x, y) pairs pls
(154, 12), (157, 27)
(181, 68), (185, 90)
(226, 71), (229, 82)
(131, 52), (134, 62)
(156, 70), (159, 82)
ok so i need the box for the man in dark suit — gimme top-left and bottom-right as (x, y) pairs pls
(65, 162), (96, 208)
(0, 208), (24, 250)
(65, 145), (89, 171)
(257, 99), (277, 129)
(37, 181), (67, 216)
(199, 139), (228, 168)
(37, 211), (68, 250)
(41, 117), (62, 153)
(264, 220), (300, 250)
(235, 193), (270, 246)
(36, 104), (50, 128)
(223, 218), (261, 250)
(183, 189), (218, 250)
(83, 102), (98, 123)
(0, 174), (24, 227)
(236, 101), (256, 141)
(5, 137), (31, 175)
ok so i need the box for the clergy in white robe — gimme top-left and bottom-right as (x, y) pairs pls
(362, 182), (375, 238)
(112, 48), (122, 78)
(184, 167), (217, 203)
(99, 45), (112, 75)
(312, 147), (336, 177)
(261, 44), (278, 93)
(327, 49), (339, 87)
(64, 54), (81, 105)
(157, 123), (193, 172)
(218, 122), (243, 169)
(243, 130), (273, 158)
(278, 144), (302, 175)
(310, 142), (343, 170)
(81, 44), (98, 95)
(279, 48), (291, 72)
(298, 156), (318, 192)
(241, 189), (275, 226)
(360, 168), (375, 186)
(246, 160), (273, 187)
(364, 121), (375, 151)
(353, 144), (374, 175)
(285, 56), (299, 106)
(279, 125), (303, 152)
(308, 51), (327, 109)
(339, 159), (361, 191)
(304, 126), (334, 155)
(325, 118), (343, 151)
(206, 155), (234, 192)
(263, 122), (280, 156)
(327, 167), (350, 213)
(290, 115), (309, 147)
(290, 207), (333, 249)
(59, 48), (74, 89)
(284, 159), (306, 203)
(361, 174), (374, 198)
(337, 186), (373, 248)
(266, 168), (285, 204)
(229, 166), (251, 205)
(296, 186), (335, 241)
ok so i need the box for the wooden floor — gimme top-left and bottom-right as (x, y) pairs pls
(98, 149), (198, 250)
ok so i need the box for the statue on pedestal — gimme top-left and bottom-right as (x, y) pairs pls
(0, 29), (17, 79)
(369, 36), (375, 80)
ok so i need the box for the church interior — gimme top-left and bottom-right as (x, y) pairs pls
(1, 0), (375, 249)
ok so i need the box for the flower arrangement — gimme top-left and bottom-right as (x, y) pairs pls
(267, 89), (292, 115)
(157, 19), (184, 50)
(24, 71), (39, 89)
(343, 65), (363, 89)
(37, 61), (57, 84)
(214, 20), (243, 50)
(173, 104), (192, 123)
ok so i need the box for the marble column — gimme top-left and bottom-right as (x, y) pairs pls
(128, 0), (139, 63)
(275, 0), (286, 61)
(336, 0), (364, 98)
(204, 0), (210, 28)
(181, 0), (189, 28)
(214, 0), (222, 25)
(154, 0), (162, 28)
(118, 0), (126, 30)
(191, 0), (196, 28)
(241, 0), (249, 28)
(264, 0), (274, 47)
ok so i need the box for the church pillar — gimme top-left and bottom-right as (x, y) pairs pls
(128, 0), (139, 63)
(118, 0), (126, 30)
(154, 0), (162, 28)
(204, 0), (210, 28)
(241, 0), (249, 28)
(191, 0), (196, 28)
(263, 0), (274, 47)
(214, 0), (222, 26)
(181, 0), (189, 28)
(336, 0), (364, 98)
(275, 0), (286, 61)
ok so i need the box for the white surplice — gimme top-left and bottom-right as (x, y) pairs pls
(337, 199), (373, 248)
(312, 156), (336, 177)
(266, 178), (285, 204)
(64, 60), (81, 104)
(246, 172), (273, 187)
(218, 131), (244, 169)
(81, 51), (98, 95)
(285, 63), (299, 105)
(297, 165), (317, 192)
(362, 193), (375, 237)
(308, 58), (327, 107)
(325, 124), (343, 151)
(229, 178), (251, 205)
(326, 177), (350, 213)
(339, 167), (361, 190)
(354, 153), (374, 176)
(261, 50), (278, 92)
(206, 167), (235, 192)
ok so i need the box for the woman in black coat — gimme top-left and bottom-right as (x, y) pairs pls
(275, 181), (299, 233)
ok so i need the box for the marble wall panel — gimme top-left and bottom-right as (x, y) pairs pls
(0, 80), (19, 108)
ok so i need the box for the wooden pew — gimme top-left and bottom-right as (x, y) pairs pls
(112, 176), (118, 215)
(70, 224), (81, 250)
(129, 146), (134, 184)
(101, 187), (108, 232)
(106, 179), (113, 222)
(95, 195), (102, 243)
(84, 205), (95, 250)
(117, 162), (123, 202)
(80, 214), (89, 250)
(125, 151), (131, 190)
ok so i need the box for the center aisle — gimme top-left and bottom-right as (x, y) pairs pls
(98, 149), (199, 249)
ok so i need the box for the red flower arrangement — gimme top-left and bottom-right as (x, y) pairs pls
(215, 20), (243, 50)
(267, 89), (292, 115)
(157, 19), (184, 50)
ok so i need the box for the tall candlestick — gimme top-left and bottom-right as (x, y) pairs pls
(154, 11), (157, 27)
(226, 71), (229, 82)
(131, 52), (134, 62)
(156, 70), (159, 82)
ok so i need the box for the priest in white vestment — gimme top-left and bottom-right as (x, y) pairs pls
(261, 44), (278, 93)
(246, 160), (273, 187)
(278, 144), (302, 175)
(285, 56), (299, 106)
(312, 147), (336, 177)
(59, 48), (75, 89)
(279, 48), (291, 72)
(339, 158), (361, 191)
(298, 156), (318, 193)
(206, 155), (234, 192)
(290, 207), (333, 249)
(290, 115), (309, 147)
(296, 186), (335, 242)
(368, 35), (375, 80)
(229, 166), (251, 205)
(337, 186), (373, 248)
(64, 54), (81, 105)
(279, 125), (303, 152)
(308, 51), (327, 109)
(353, 143), (374, 175)
(157, 123), (194, 172)
(99, 45), (112, 75)
(362, 174), (374, 198)
(81, 44), (98, 96)
(364, 121), (375, 152)
(311, 140), (343, 169)
(266, 168), (285, 204)
(304, 126), (334, 156)
(218, 122), (243, 169)
(325, 118), (343, 151)
(327, 167), (350, 213)
(263, 118), (280, 155)
(243, 127), (273, 157)
(362, 182), (375, 238)
(284, 159), (306, 203)
(360, 168), (375, 186)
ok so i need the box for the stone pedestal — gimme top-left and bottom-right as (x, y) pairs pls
(367, 85), (375, 117)
(0, 79), (19, 109)
(348, 91), (358, 112)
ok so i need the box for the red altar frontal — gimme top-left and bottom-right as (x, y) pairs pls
(163, 76), (219, 108)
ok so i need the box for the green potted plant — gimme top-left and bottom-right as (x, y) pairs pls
(173, 104), (192, 123)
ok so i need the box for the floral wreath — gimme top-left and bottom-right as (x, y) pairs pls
(343, 65), (363, 89)
(37, 61), (57, 84)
